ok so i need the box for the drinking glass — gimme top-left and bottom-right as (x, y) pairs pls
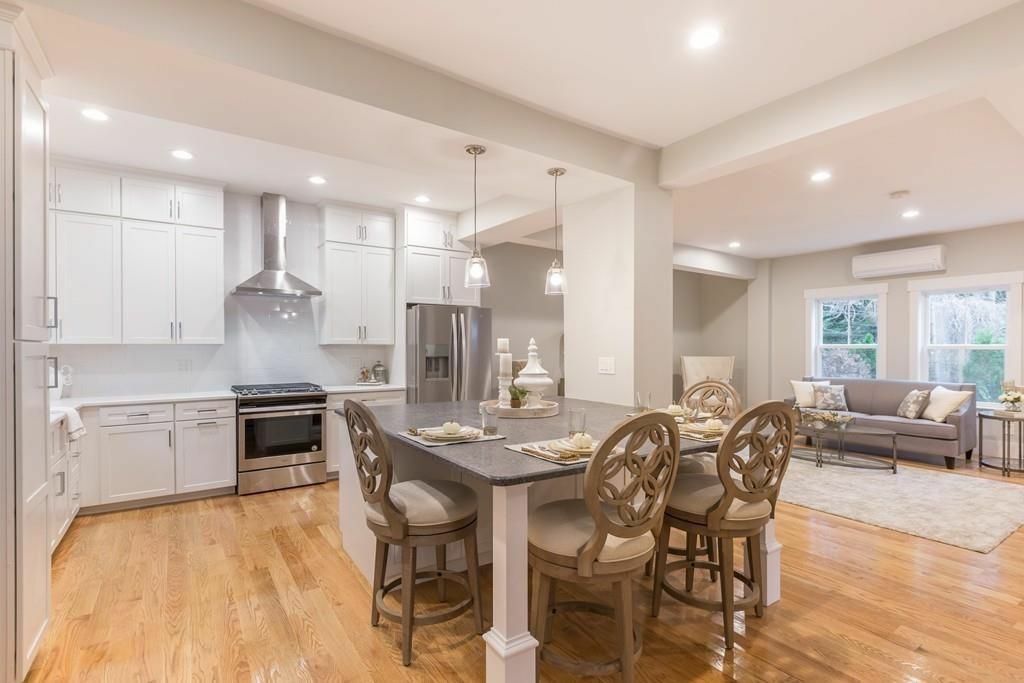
(568, 408), (586, 436)
(480, 405), (498, 436)
(634, 391), (652, 413)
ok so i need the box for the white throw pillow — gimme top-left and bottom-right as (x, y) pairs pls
(920, 386), (973, 423)
(791, 380), (830, 408)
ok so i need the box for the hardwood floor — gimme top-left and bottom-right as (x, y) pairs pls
(28, 462), (1024, 682)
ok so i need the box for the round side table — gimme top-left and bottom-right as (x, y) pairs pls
(978, 410), (1024, 476)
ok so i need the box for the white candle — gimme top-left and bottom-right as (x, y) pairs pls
(497, 338), (510, 353)
(499, 353), (512, 377)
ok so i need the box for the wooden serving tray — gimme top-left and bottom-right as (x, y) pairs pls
(480, 399), (560, 418)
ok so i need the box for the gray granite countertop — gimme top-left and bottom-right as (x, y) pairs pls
(341, 397), (717, 486)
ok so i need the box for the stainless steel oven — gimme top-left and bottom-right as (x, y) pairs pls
(233, 383), (327, 494)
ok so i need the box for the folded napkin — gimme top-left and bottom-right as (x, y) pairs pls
(52, 406), (86, 441)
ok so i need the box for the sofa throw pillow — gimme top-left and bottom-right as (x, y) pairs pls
(896, 389), (930, 419)
(813, 384), (847, 411)
(921, 385), (973, 423)
(791, 379), (830, 407)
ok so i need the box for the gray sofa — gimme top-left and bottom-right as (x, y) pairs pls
(796, 377), (977, 469)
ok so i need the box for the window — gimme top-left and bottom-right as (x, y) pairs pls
(909, 273), (1022, 406)
(805, 284), (887, 379)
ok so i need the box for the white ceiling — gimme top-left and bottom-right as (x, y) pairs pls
(673, 98), (1024, 258)
(245, 0), (1017, 147)
(30, 6), (625, 213)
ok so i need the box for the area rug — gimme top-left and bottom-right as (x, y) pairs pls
(778, 457), (1024, 553)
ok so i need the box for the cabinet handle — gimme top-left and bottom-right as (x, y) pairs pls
(177, 200), (181, 220)
(126, 413), (149, 418)
(56, 471), (66, 496)
(168, 429), (172, 448)
(48, 181), (53, 204)
(196, 421), (218, 427)
(178, 321), (183, 339)
(46, 296), (58, 329)
(170, 321), (175, 339)
(169, 198), (173, 219)
(45, 356), (58, 388)
(56, 183), (62, 205)
(72, 493), (80, 501)
(197, 408), (217, 413)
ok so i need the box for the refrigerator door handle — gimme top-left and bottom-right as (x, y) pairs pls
(46, 355), (59, 389)
(459, 312), (468, 400)
(450, 312), (459, 401)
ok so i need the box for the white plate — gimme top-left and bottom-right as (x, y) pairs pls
(421, 427), (481, 442)
(547, 437), (599, 456)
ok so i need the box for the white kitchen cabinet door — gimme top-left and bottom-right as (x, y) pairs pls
(175, 418), (236, 493)
(362, 211), (396, 249)
(121, 176), (175, 223)
(446, 252), (480, 306)
(122, 221), (176, 344)
(68, 453), (81, 520)
(99, 423), (176, 503)
(321, 205), (362, 244)
(405, 211), (447, 249)
(55, 213), (122, 343)
(405, 246), (446, 305)
(175, 182), (223, 229)
(362, 246), (395, 344)
(48, 454), (69, 553)
(175, 225), (224, 344)
(15, 341), (51, 677)
(325, 402), (349, 474)
(53, 166), (121, 216)
(444, 219), (471, 253)
(15, 75), (48, 341)
(319, 242), (362, 344)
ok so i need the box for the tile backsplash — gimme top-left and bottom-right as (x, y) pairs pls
(54, 192), (395, 396)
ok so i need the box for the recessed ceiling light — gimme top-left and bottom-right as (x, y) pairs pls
(171, 149), (193, 160)
(308, 175), (326, 185)
(901, 208), (921, 219)
(81, 108), (109, 122)
(688, 24), (721, 50)
(415, 194), (431, 203)
(728, 241), (741, 249)
(810, 170), (832, 183)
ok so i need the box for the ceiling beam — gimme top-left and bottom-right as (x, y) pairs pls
(673, 245), (757, 280)
(659, 1), (1024, 189)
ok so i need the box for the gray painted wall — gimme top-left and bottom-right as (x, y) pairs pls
(765, 220), (1024, 398)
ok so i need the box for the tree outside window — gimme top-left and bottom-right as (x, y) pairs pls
(925, 289), (1006, 402)
(816, 297), (878, 378)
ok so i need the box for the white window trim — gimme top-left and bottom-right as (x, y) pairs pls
(907, 271), (1023, 406)
(804, 283), (888, 379)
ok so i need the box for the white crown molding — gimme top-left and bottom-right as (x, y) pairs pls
(907, 270), (1024, 292)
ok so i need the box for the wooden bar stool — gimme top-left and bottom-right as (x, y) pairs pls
(651, 401), (795, 649)
(528, 412), (680, 682)
(343, 399), (485, 666)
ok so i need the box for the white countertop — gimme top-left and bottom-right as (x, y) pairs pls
(324, 384), (405, 394)
(50, 385), (406, 412)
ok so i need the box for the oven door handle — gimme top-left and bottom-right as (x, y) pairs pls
(238, 405), (326, 417)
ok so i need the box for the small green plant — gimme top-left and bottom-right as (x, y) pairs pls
(509, 385), (529, 401)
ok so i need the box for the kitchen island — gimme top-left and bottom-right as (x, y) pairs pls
(335, 397), (783, 682)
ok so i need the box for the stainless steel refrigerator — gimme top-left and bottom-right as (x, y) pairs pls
(407, 305), (492, 403)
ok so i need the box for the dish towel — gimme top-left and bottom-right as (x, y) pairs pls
(52, 406), (86, 441)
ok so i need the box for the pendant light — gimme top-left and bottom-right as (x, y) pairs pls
(463, 144), (490, 288)
(545, 167), (566, 295)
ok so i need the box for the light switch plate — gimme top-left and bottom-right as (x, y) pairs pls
(598, 357), (615, 375)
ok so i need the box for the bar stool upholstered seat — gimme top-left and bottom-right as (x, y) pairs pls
(344, 399), (484, 667)
(528, 412), (680, 682)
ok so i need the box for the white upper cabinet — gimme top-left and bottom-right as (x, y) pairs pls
(362, 246), (396, 344)
(319, 242), (394, 345)
(321, 204), (395, 248)
(15, 77), (49, 342)
(52, 166), (121, 216)
(121, 174), (223, 228)
(405, 246), (479, 306)
(55, 213), (122, 344)
(320, 242), (362, 345)
(175, 225), (225, 344)
(122, 221), (176, 344)
(402, 207), (469, 253)
(175, 182), (224, 229)
(121, 176), (176, 223)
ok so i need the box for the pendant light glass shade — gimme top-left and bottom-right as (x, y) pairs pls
(545, 259), (566, 295)
(465, 248), (490, 288)
(545, 167), (567, 296)
(463, 144), (490, 288)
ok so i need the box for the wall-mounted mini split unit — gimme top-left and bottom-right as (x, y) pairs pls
(851, 245), (945, 279)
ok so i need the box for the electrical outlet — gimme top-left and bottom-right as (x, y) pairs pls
(598, 357), (615, 375)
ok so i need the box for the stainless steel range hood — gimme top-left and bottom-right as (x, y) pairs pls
(232, 193), (322, 297)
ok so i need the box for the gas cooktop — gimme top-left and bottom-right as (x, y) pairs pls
(230, 382), (325, 397)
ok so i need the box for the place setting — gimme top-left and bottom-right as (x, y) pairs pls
(506, 407), (600, 464)
(401, 411), (507, 447)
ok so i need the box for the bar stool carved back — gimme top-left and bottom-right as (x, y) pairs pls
(679, 379), (743, 419)
(651, 400), (795, 649)
(343, 399), (484, 666)
(527, 412), (680, 682)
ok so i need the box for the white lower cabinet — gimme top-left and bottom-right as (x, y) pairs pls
(327, 391), (405, 473)
(175, 417), (236, 493)
(99, 422), (176, 503)
(48, 454), (70, 553)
